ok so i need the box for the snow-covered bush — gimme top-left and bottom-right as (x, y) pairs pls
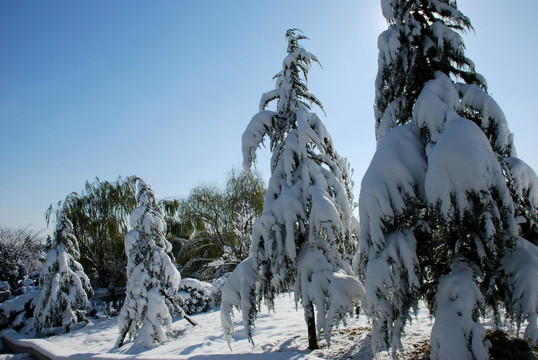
(88, 287), (122, 319)
(358, 1), (538, 358)
(0, 277), (40, 334)
(0, 226), (45, 290)
(178, 278), (217, 315)
(33, 197), (93, 337)
(222, 29), (363, 350)
(116, 178), (184, 348)
(0, 281), (10, 303)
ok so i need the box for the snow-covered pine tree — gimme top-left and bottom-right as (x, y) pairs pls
(374, 0), (485, 141)
(221, 29), (364, 350)
(357, 1), (538, 358)
(116, 177), (183, 348)
(34, 195), (93, 337)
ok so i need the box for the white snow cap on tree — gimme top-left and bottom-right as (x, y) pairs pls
(374, 0), (485, 141)
(223, 29), (363, 349)
(116, 177), (181, 348)
(34, 195), (93, 337)
(359, 1), (538, 358)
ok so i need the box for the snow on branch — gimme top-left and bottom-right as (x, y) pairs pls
(502, 238), (538, 346)
(430, 261), (489, 360)
(116, 178), (183, 348)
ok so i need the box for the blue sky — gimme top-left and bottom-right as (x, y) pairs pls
(1, 1), (537, 234)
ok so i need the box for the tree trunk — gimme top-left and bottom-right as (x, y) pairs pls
(306, 302), (318, 350)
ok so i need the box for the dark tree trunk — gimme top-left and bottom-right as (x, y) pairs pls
(306, 302), (318, 350)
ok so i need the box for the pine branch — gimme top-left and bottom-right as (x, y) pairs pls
(159, 289), (198, 327)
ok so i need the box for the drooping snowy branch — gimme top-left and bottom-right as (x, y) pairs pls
(502, 238), (538, 346)
(430, 261), (489, 360)
(220, 257), (257, 345)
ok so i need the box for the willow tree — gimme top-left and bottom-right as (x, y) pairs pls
(46, 177), (136, 293)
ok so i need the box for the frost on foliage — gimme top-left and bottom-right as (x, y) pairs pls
(34, 199), (93, 337)
(224, 29), (361, 347)
(430, 261), (489, 360)
(502, 238), (538, 346)
(375, 0), (484, 141)
(116, 178), (182, 348)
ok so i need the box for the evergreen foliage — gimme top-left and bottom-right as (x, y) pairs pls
(34, 196), (93, 337)
(222, 29), (363, 350)
(116, 178), (183, 348)
(359, 1), (538, 358)
(374, 0), (485, 141)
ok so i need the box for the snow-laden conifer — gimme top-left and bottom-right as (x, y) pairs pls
(374, 0), (485, 141)
(222, 29), (363, 350)
(34, 195), (93, 337)
(358, 1), (538, 358)
(116, 178), (183, 348)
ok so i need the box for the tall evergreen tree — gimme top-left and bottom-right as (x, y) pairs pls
(116, 178), (183, 348)
(357, 1), (538, 358)
(221, 29), (363, 350)
(34, 195), (93, 337)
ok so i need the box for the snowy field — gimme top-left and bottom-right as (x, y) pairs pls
(1, 294), (534, 360)
(0, 293), (440, 360)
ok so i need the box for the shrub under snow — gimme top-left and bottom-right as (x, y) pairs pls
(178, 278), (217, 315)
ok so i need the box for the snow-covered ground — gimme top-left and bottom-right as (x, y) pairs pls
(1, 293), (441, 359)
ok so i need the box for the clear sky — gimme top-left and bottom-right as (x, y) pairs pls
(1, 1), (537, 234)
